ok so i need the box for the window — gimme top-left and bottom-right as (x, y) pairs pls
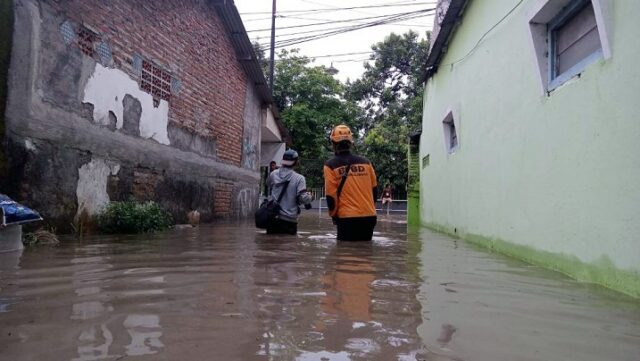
(422, 154), (430, 168)
(528, 0), (611, 93)
(77, 26), (96, 57)
(548, 0), (602, 88)
(140, 59), (172, 106)
(442, 112), (458, 154)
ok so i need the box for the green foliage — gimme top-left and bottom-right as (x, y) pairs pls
(97, 201), (173, 234)
(252, 41), (269, 76)
(347, 31), (430, 192)
(23, 229), (60, 247)
(273, 49), (361, 187)
(260, 31), (429, 191)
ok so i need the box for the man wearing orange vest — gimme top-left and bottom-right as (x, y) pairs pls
(323, 125), (378, 241)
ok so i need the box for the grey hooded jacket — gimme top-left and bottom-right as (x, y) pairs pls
(267, 167), (313, 223)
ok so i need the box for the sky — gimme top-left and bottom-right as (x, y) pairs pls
(235, 0), (436, 82)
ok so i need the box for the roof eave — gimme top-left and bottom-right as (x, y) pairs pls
(210, 0), (290, 144)
(422, 0), (471, 82)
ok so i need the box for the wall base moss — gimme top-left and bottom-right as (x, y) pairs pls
(425, 222), (640, 299)
(407, 196), (420, 226)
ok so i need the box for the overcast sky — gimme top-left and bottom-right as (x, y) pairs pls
(235, 0), (436, 82)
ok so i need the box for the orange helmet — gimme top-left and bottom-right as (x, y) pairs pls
(330, 124), (353, 143)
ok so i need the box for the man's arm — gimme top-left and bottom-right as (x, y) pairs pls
(324, 165), (339, 217)
(296, 176), (313, 207)
(267, 171), (274, 189)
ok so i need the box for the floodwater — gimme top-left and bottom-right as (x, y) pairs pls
(0, 214), (638, 361)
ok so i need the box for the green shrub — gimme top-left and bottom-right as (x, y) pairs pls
(97, 201), (173, 234)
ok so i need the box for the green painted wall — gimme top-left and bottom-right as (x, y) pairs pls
(407, 137), (420, 225)
(0, 0), (13, 178)
(420, 0), (640, 296)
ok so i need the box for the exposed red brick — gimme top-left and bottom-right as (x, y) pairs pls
(48, 0), (249, 165)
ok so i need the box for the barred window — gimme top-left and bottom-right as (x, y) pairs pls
(77, 26), (96, 57)
(140, 60), (172, 106)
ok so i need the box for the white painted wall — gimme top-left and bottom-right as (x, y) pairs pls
(76, 157), (120, 220)
(420, 0), (640, 271)
(83, 64), (170, 145)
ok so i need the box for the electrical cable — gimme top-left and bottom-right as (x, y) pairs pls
(298, 0), (424, 18)
(279, 14), (430, 28)
(440, 0), (525, 67)
(269, 9), (433, 49)
(239, 1), (436, 16)
(274, 17), (431, 40)
(246, 8), (432, 33)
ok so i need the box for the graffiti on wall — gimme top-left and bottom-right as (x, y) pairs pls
(236, 187), (256, 218)
(242, 137), (257, 170)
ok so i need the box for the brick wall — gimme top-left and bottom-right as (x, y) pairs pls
(47, 0), (248, 165)
(214, 180), (235, 217)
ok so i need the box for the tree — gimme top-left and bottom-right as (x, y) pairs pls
(347, 31), (430, 194)
(252, 41), (269, 76)
(272, 49), (360, 188)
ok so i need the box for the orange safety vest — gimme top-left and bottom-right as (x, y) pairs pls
(323, 152), (377, 218)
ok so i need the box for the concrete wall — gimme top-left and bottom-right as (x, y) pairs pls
(0, 0), (13, 178)
(3, 0), (264, 230)
(420, 0), (640, 296)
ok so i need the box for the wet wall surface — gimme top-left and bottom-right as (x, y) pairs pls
(0, 214), (639, 360)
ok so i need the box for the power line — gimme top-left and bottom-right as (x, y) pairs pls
(333, 57), (372, 63)
(271, 15), (431, 40)
(299, 0), (423, 18)
(269, 9), (434, 49)
(239, 1), (436, 16)
(279, 14), (430, 28)
(441, 0), (525, 68)
(307, 51), (373, 58)
(246, 8), (431, 33)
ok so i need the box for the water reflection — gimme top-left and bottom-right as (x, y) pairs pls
(320, 243), (375, 324)
(255, 217), (423, 360)
(0, 215), (638, 361)
(415, 227), (640, 361)
(0, 249), (22, 313)
(123, 314), (164, 356)
(69, 249), (165, 360)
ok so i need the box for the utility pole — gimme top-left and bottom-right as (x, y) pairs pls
(268, 0), (276, 93)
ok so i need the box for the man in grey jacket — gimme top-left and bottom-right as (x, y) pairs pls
(266, 149), (313, 235)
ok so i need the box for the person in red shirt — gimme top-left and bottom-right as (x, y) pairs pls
(381, 184), (392, 214)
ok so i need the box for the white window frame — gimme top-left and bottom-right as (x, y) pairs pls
(441, 109), (459, 155)
(526, 0), (612, 94)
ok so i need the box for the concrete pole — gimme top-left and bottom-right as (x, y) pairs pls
(268, 0), (276, 93)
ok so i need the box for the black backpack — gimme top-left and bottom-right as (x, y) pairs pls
(254, 181), (290, 229)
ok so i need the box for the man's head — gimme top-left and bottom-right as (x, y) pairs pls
(281, 149), (299, 167)
(330, 124), (353, 153)
(269, 161), (277, 171)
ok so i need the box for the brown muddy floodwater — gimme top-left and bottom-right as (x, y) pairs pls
(0, 213), (639, 361)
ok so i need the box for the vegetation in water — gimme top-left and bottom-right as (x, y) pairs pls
(97, 201), (173, 234)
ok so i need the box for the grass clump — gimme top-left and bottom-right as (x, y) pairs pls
(23, 229), (60, 247)
(97, 201), (173, 234)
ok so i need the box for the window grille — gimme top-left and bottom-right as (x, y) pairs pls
(77, 27), (96, 57)
(140, 59), (172, 105)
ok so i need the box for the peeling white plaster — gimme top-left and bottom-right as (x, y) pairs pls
(24, 139), (37, 152)
(76, 158), (120, 220)
(83, 64), (170, 145)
